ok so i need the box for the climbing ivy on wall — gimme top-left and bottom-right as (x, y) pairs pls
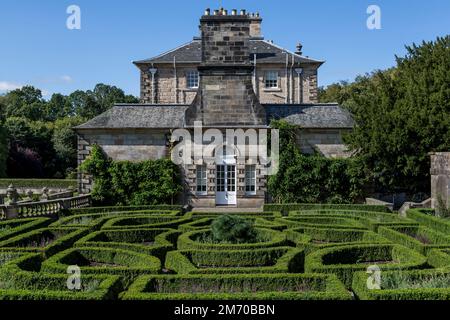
(80, 144), (182, 206)
(268, 120), (365, 204)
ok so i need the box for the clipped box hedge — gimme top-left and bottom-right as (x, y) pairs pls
(187, 211), (281, 219)
(75, 228), (180, 262)
(285, 227), (390, 253)
(305, 244), (427, 288)
(120, 273), (352, 300)
(352, 269), (450, 300)
(378, 225), (450, 255)
(0, 253), (122, 300)
(177, 228), (287, 251)
(52, 210), (179, 230)
(263, 203), (390, 213)
(165, 247), (304, 274)
(178, 217), (286, 233)
(407, 209), (450, 234)
(0, 227), (89, 257)
(427, 249), (450, 269)
(41, 247), (161, 287)
(277, 215), (366, 230)
(0, 218), (51, 242)
(101, 215), (191, 230)
(67, 205), (182, 215)
(290, 210), (418, 232)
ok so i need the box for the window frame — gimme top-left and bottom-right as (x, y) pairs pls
(264, 70), (279, 89)
(245, 165), (257, 195)
(186, 70), (199, 89)
(196, 165), (207, 195)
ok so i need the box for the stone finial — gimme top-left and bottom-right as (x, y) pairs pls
(5, 184), (19, 205)
(204, 8), (210, 16)
(26, 190), (33, 199)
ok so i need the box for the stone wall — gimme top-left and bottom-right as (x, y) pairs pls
(296, 129), (352, 158)
(76, 129), (170, 193)
(430, 152), (450, 210)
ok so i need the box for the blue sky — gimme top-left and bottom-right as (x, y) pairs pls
(0, 0), (449, 98)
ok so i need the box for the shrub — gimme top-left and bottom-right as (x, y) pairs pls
(305, 244), (427, 288)
(352, 269), (450, 300)
(165, 247), (304, 274)
(80, 144), (182, 206)
(277, 215), (365, 230)
(179, 217), (286, 233)
(210, 215), (258, 244)
(41, 247), (161, 287)
(436, 195), (450, 218)
(120, 273), (352, 300)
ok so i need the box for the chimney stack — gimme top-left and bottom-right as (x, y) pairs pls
(249, 12), (263, 38)
(184, 9), (266, 127)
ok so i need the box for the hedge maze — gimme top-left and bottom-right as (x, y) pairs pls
(0, 205), (449, 300)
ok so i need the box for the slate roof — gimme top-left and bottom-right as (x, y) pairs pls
(74, 103), (354, 130)
(133, 39), (324, 65)
(265, 104), (354, 129)
(74, 104), (188, 130)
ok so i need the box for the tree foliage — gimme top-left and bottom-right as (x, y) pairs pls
(211, 215), (257, 244)
(1, 83), (138, 178)
(319, 36), (450, 194)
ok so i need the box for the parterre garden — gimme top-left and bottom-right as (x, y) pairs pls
(0, 204), (449, 300)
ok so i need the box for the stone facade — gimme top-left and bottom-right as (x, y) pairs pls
(137, 62), (318, 105)
(430, 152), (450, 210)
(75, 8), (354, 208)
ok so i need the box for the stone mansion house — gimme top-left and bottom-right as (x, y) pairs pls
(75, 9), (354, 208)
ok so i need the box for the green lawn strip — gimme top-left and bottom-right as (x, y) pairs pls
(352, 268), (450, 300)
(276, 215), (366, 230)
(305, 243), (427, 288)
(178, 217), (286, 233)
(120, 273), (351, 300)
(165, 247), (304, 274)
(67, 205), (182, 215)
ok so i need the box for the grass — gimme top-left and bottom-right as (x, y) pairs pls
(382, 271), (450, 290)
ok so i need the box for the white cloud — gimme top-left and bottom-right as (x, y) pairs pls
(0, 81), (22, 92)
(60, 75), (73, 83)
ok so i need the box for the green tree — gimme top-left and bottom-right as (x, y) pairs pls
(3, 86), (47, 121)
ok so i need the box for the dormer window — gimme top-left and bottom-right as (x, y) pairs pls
(265, 71), (279, 88)
(187, 71), (199, 88)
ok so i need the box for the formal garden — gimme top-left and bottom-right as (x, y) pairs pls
(0, 204), (449, 300)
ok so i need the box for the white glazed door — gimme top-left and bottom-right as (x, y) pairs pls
(216, 164), (237, 205)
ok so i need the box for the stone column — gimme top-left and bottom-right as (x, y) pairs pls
(430, 152), (450, 210)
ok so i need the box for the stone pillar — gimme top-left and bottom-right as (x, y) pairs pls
(430, 152), (450, 210)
